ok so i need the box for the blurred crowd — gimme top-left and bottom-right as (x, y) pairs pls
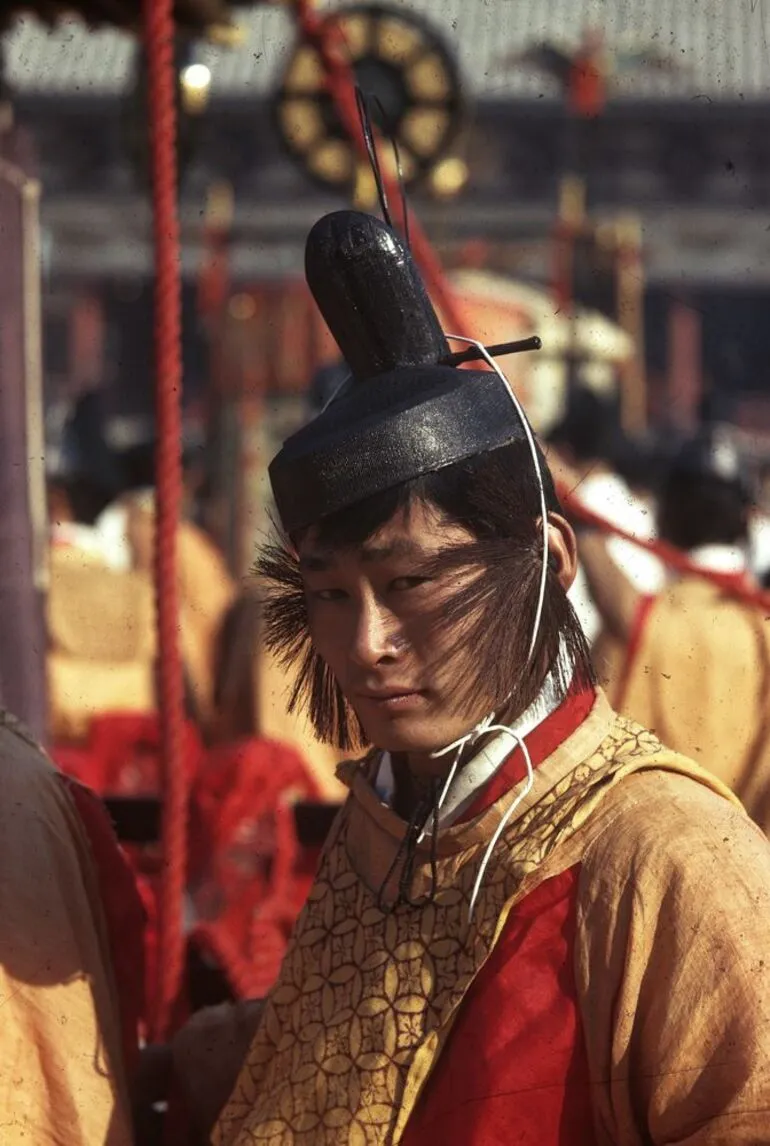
(39, 376), (770, 1022)
(548, 386), (770, 835)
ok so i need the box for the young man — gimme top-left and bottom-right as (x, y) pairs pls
(575, 432), (770, 835)
(179, 210), (770, 1145)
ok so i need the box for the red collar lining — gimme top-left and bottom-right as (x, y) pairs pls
(456, 686), (596, 823)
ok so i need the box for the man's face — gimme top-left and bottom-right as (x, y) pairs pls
(297, 501), (490, 758)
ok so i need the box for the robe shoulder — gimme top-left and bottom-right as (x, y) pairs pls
(0, 712), (133, 1145)
(576, 768), (770, 1145)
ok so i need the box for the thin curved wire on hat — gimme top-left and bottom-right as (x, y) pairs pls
(353, 88), (395, 233)
(353, 87), (412, 251)
(411, 335), (546, 924)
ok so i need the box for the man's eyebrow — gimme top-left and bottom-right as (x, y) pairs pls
(298, 553), (333, 572)
(298, 539), (426, 572)
(360, 540), (424, 563)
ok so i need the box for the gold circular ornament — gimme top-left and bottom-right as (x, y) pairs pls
(428, 155), (469, 199)
(274, 3), (464, 191)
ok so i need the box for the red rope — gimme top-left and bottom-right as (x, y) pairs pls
(143, 0), (188, 1041)
(294, 0), (468, 338)
(561, 484), (770, 613)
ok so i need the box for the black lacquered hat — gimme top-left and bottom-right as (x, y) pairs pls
(269, 209), (541, 533)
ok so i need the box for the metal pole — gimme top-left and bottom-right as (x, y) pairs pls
(0, 159), (47, 741)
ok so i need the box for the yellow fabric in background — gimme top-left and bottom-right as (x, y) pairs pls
(258, 645), (346, 801)
(617, 577), (770, 835)
(48, 498), (346, 796)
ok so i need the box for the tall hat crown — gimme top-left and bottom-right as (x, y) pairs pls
(269, 210), (541, 533)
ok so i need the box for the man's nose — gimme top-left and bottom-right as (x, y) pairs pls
(349, 595), (405, 668)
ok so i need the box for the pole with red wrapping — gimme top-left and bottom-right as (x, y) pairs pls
(143, 0), (188, 1042)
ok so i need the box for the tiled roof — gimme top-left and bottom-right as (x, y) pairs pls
(4, 0), (769, 101)
(5, 19), (135, 95)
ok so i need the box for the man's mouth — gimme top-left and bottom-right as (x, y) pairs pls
(355, 688), (428, 710)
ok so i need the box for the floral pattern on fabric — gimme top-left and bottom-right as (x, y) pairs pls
(214, 714), (721, 1146)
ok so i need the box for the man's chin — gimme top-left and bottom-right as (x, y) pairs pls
(357, 715), (439, 756)
(358, 713), (466, 758)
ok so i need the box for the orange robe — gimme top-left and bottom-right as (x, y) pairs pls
(126, 497), (236, 727)
(611, 576), (770, 835)
(0, 711), (133, 1145)
(47, 544), (158, 741)
(213, 691), (770, 1145)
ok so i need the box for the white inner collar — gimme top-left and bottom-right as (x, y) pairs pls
(373, 653), (571, 828)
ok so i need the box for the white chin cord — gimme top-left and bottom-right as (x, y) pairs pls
(427, 335), (549, 925)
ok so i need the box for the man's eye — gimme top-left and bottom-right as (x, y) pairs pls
(390, 576), (432, 592)
(311, 588), (347, 602)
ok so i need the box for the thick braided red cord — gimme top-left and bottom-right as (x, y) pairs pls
(143, 0), (188, 1042)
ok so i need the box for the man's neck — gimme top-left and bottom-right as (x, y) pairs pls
(380, 652), (573, 822)
(390, 758), (438, 822)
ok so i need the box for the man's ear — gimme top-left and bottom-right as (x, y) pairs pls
(544, 512), (578, 592)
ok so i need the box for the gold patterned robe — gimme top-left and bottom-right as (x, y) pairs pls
(213, 691), (770, 1145)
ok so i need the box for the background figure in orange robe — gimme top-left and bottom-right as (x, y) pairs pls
(575, 432), (770, 834)
(0, 708), (138, 1145)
